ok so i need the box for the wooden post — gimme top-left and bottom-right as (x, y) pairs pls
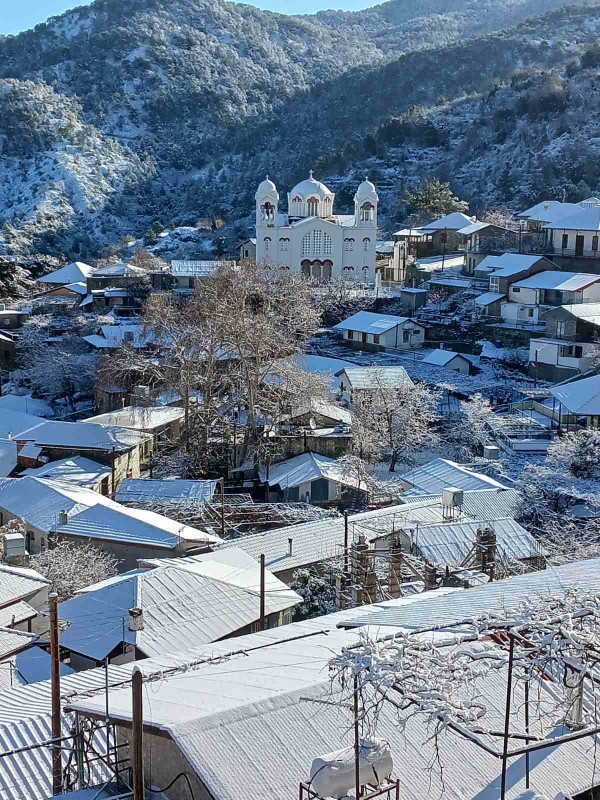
(132, 666), (144, 800)
(259, 553), (265, 631)
(111, 446), (116, 495)
(500, 635), (515, 800)
(354, 674), (361, 800)
(525, 680), (530, 789)
(49, 592), (62, 796)
(344, 512), (349, 575)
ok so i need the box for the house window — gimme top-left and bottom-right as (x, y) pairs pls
(373, 335), (380, 344)
(307, 197), (319, 216)
(527, 308), (534, 317)
(312, 230), (323, 254)
(324, 233), (332, 255)
(512, 287), (520, 293)
(575, 346), (583, 358)
(593, 236), (599, 252)
(347, 330), (354, 340)
(344, 238), (354, 251)
(363, 237), (370, 251)
(562, 233), (569, 249)
(490, 277), (499, 292)
(403, 330), (410, 343)
(302, 233), (311, 256)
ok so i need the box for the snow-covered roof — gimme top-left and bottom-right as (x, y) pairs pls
(517, 200), (581, 223)
(333, 311), (412, 334)
(0, 409), (46, 440)
(0, 439), (18, 478)
(392, 227), (436, 237)
(475, 291), (505, 305)
(487, 253), (549, 275)
(550, 374), (600, 415)
(0, 395), (53, 417)
(476, 255), (503, 270)
(21, 419), (151, 451)
(38, 261), (93, 285)
(345, 557), (600, 630)
(400, 458), (509, 495)
(511, 271), (600, 291)
(288, 401), (351, 425)
(57, 549), (300, 661)
(170, 260), (222, 276)
(400, 287), (428, 294)
(115, 478), (218, 504)
(376, 240), (394, 254)
(427, 278), (471, 288)
(410, 517), (543, 564)
(0, 477), (220, 547)
(399, 487), (521, 519)
(335, 366), (414, 390)
(543, 302), (600, 325)
(0, 602), (37, 629)
(421, 349), (470, 367)
(0, 563), (49, 608)
(423, 211), (473, 230)
(91, 262), (146, 278)
(14, 645), (75, 686)
(82, 405), (184, 431)
(544, 206), (600, 231)
(18, 443), (42, 460)
(261, 452), (361, 490)
(83, 323), (154, 349)
(22, 457), (111, 488)
(456, 221), (499, 235)
(0, 628), (37, 659)
(65, 282), (89, 295)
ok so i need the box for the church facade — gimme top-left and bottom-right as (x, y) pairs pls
(255, 172), (378, 281)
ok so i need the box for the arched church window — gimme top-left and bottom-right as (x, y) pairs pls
(307, 197), (319, 217)
(279, 238), (290, 251)
(261, 202), (275, 222)
(360, 203), (374, 222)
(363, 237), (370, 251)
(312, 230), (323, 254)
(324, 233), (332, 255)
(264, 237), (271, 252)
(291, 196), (303, 216)
(302, 233), (311, 256)
(344, 238), (355, 252)
(323, 197), (332, 215)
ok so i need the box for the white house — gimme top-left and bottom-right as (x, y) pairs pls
(501, 271), (600, 325)
(255, 172), (378, 281)
(37, 261), (94, 287)
(528, 337), (598, 381)
(333, 311), (425, 352)
(544, 203), (600, 258)
(421, 349), (472, 375)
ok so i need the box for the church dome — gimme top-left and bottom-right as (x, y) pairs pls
(290, 171), (333, 200)
(256, 175), (278, 196)
(356, 177), (377, 195)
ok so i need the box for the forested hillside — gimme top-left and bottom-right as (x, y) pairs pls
(1, 0), (600, 256)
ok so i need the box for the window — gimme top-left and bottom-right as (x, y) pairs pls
(264, 237), (271, 253)
(527, 308), (534, 318)
(344, 238), (354, 251)
(291, 195), (303, 216)
(363, 237), (370, 251)
(307, 197), (319, 216)
(593, 236), (599, 252)
(323, 197), (332, 215)
(261, 202), (275, 222)
(403, 330), (409, 343)
(575, 346), (583, 358)
(324, 233), (332, 255)
(562, 233), (569, 249)
(302, 233), (311, 256)
(373, 335), (380, 344)
(360, 202), (374, 222)
(312, 230), (323, 254)
(490, 277), (499, 292)
(279, 238), (290, 251)
(512, 287), (520, 293)
(347, 330), (354, 340)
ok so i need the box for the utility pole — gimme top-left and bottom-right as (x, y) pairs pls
(111, 446), (116, 495)
(49, 593), (62, 796)
(131, 666), (144, 800)
(259, 553), (265, 631)
(220, 478), (225, 539)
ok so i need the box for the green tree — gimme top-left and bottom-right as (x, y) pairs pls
(402, 179), (469, 220)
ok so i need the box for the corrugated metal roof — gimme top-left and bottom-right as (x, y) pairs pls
(57, 549), (301, 661)
(333, 311), (410, 334)
(544, 205), (600, 231)
(475, 291), (505, 305)
(344, 557), (600, 629)
(423, 211), (473, 229)
(38, 262), (93, 284)
(517, 200), (580, 222)
(0, 440), (17, 478)
(26, 420), (150, 451)
(399, 488), (521, 520)
(0, 628), (37, 659)
(83, 406), (184, 430)
(409, 517), (544, 564)
(400, 458), (509, 495)
(0, 565), (49, 608)
(550, 374), (600, 414)
(0, 602), (36, 628)
(421, 349), (469, 367)
(115, 478), (217, 505)
(22, 457), (111, 487)
(335, 366), (414, 390)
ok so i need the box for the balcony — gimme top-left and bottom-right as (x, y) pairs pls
(545, 245), (600, 260)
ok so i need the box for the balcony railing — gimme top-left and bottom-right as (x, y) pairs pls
(545, 246), (600, 259)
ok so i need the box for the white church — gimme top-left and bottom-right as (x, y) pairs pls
(255, 172), (378, 280)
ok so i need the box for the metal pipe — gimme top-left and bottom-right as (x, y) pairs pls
(500, 635), (515, 800)
(49, 592), (62, 796)
(259, 553), (265, 631)
(525, 680), (530, 789)
(131, 667), (144, 800)
(354, 674), (360, 800)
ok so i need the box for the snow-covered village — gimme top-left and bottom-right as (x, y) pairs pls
(2, 1), (600, 800)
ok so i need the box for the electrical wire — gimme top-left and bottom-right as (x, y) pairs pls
(144, 771), (196, 799)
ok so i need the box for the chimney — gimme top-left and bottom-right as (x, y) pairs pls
(129, 608), (144, 632)
(424, 564), (438, 591)
(288, 538), (293, 556)
(58, 510), (68, 526)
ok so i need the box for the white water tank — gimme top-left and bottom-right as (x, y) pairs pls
(309, 739), (393, 799)
(3, 533), (25, 558)
(483, 445), (500, 460)
(442, 487), (463, 508)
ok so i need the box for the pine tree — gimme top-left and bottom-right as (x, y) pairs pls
(402, 179), (469, 220)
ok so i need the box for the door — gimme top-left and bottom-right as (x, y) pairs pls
(311, 478), (329, 503)
(362, 333), (367, 345)
(576, 235), (584, 256)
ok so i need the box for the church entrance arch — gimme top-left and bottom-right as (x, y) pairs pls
(301, 260), (311, 278)
(322, 260), (333, 281)
(311, 260), (322, 279)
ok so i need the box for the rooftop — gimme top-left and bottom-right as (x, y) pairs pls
(549, 374), (600, 415)
(544, 205), (600, 231)
(82, 324), (154, 350)
(511, 271), (600, 291)
(91, 262), (146, 278)
(421, 349), (470, 367)
(335, 365), (414, 390)
(0, 409), (46, 441)
(115, 478), (218, 505)
(423, 211), (474, 230)
(517, 200), (582, 223)
(0, 563), (49, 608)
(37, 262), (93, 285)
(82, 405), (184, 430)
(399, 458), (510, 495)
(543, 302), (600, 324)
(18, 419), (151, 452)
(333, 311), (411, 335)
(0, 439), (17, 478)
(475, 291), (505, 305)
(260, 452), (362, 490)
(22, 457), (111, 488)
(0, 395), (53, 417)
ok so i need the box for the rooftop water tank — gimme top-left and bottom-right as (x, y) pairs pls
(3, 532), (25, 558)
(309, 739), (393, 799)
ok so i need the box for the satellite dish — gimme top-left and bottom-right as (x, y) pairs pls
(309, 417), (317, 430)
